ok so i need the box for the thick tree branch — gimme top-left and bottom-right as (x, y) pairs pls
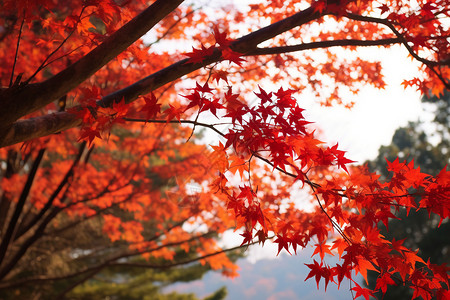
(0, 0), (185, 129)
(1, 112), (81, 147)
(0, 150), (21, 236)
(0, 202), (63, 280)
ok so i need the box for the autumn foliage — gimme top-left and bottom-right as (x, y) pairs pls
(0, 0), (449, 298)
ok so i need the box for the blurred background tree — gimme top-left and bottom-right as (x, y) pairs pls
(0, 124), (241, 300)
(366, 90), (450, 299)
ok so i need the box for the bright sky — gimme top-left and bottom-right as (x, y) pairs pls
(301, 45), (424, 163)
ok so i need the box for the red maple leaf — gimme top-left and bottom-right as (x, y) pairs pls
(254, 86), (273, 104)
(330, 143), (356, 173)
(224, 89), (247, 124)
(331, 238), (348, 259)
(222, 48), (245, 67)
(375, 272), (396, 294)
(111, 98), (129, 123)
(212, 70), (229, 84)
(78, 127), (101, 146)
(194, 81), (214, 94)
(201, 97), (224, 118)
(352, 282), (375, 300)
(332, 263), (352, 288)
(240, 230), (253, 247)
(274, 234), (291, 256)
(140, 92), (161, 121)
(164, 104), (183, 122)
(213, 25), (233, 49)
(182, 90), (204, 111)
(185, 44), (215, 64)
(304, 260), (333, 290)
(312, 1), (326, 13)
(312, 242), (334, 261)
(378, 4), (390, 15)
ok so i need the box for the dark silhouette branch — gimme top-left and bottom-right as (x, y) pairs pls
(0, 190), (68, 280)
(0, 148), (45, 267)
(0, 150), (21, 236)
(345, 13), (449, 67)
(14, 142), (86, 240)
(247, 37), (401, 55)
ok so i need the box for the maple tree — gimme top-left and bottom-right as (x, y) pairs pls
(0, 0), (449, 299)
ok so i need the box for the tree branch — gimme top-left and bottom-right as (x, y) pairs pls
(344, 13), (448, 67)
(0, 0), (185, 129)
(344, 13), (450, 89)
(109, 241), (248, 269)
(247, 37), (401, 56)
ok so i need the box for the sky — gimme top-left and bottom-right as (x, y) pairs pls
(300, 45), (424, 163)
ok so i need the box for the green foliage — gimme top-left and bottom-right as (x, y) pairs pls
(203, 287), (227, 300)
(68, 263), (225, 300)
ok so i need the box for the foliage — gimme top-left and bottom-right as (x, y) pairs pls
(69, 262), (228, 300)
(366, 91), (450, 299)
(0, 0), (449, 299)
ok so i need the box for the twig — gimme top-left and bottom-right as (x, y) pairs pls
(9, 13), (25, 88)
(24, 7), (86, 84)
(247, 37), (401, 56)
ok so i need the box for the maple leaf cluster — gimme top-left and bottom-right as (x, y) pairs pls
(177, 79), (449, 299)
